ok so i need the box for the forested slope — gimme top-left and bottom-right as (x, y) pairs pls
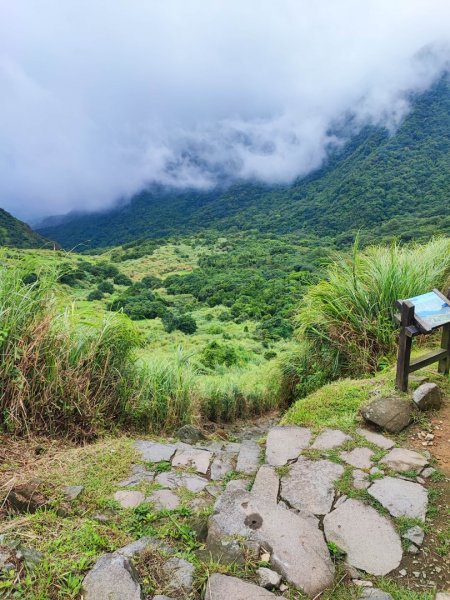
(0, 208), (52, 249)
(38, 77), (450, 248)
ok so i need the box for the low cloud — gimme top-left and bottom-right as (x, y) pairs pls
(0, 0), (449, 221)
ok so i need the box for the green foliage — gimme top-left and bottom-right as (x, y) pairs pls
(113, 272), (133, 286)
(87, 289), (104, 301)
(281, 378), (370, 431)
(200, 341), (243, 369)
(97, 280), (114, 294)
(297, 237), (450, 375)
(0, 208), (51, 249)
(162, 312), (197, 334)
(0, 257), (142, 437)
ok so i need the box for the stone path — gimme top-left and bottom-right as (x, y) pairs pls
(82, 422), (436, 599)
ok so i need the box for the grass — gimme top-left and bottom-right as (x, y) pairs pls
(295, 237), (450, 376)
(281, 378), (371, 431)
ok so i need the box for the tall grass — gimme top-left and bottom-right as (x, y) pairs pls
(199, 364), (280, 422)
(297, 237), (450, 375)
(0, 259), (140, 438)
(128, 350), (195, 430)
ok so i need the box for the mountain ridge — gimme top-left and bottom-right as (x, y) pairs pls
(0, 208), (53, 249)
(38, 77), (450, 248)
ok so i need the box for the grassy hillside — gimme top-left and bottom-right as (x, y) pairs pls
(0, 208), (52, 249)
(39, 77), (450, 249)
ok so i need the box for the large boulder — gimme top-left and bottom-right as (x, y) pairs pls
(361, 397), (412, 433)
(412, 383), (442, 411)
(323, 498), (402, 576)
(206, 489), (334, 597)
(82, 554), (141, 600)
(176, 424), (206, 443)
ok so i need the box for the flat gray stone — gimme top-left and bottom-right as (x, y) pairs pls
(236, 441), (260, 474)
(368, 477), (428, 521)
(359, 589), (393, 600)
(420, 467), (436, 478)
(256, 567), (282, 589)
(340, 447), (374, 470)
(266, 426), (311, 466)
(311, 429), (351, 450)
(163, 557), (194, 591)
(155, 471), (208, 492)
(210, 453), (235, 481)
(356, 428), (395, 450)
(153, 596), (174, 600)
(353, 469), (369, 490)
(413, 383), (442, 411)
(361, 397), (412, 433)
(324, 498), (402, 575)
(280, 458), (343, 515)
(134, 441), (178, 463)
(172, 448), (212, 474)
(436, 594), (450, 600)
(403, 525), (424, 547)
(113, 490), (145, 509)
(251, 466), (279, 503)
(205, 574), (276, 599)
(380, 448), (428, 473)
(207, 489), (335, 597)
(115, 536), (172, 558)
(147, 490), (180, 511)
(62, 485), (84, 501)
(82, 554), (140, 600)
(225, 479), (249, 492)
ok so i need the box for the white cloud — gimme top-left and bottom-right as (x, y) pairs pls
(0, 0), (449, 221)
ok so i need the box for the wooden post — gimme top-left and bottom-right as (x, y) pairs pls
(395, 300), (415, 392)
(438, 288), (450, 375)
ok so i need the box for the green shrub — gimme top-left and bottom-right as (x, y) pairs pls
(97, 281), (115, 294)
(113, 273), (133, 286)
(87, 289), (104, 301)
(162, 312), (197, 334)
(200, 341), (241, 369)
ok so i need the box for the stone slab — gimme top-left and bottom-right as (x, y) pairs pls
(359, 589), (393, 600)
(353, 469), (369, 490)
(266, 426), (311, 466)
(172, 448), (212, 474)
(147, 490), (180, 511)
(251, 466), (279, 503)
(236, 441), (260, 475)
(163, 557), (194, 591)
(134, 441), (178, 463)
(205, 574), (276, 599)
(380, 448), (428, 473)
(340, 447), (374, 470)
(324, 498), (402, 576)
(113, 491), (145, 509)
(280, 458), (343, 515)
(207, 489), (335, 597)
(403, 525), (424, 547)
(82, 554), (140, 600)
(356, 428), (395, 450)
(155, 471), (209, 493)
(210, 453), (235, 481)
(311, 429), (351, 450)
(368, 477), (428, 521)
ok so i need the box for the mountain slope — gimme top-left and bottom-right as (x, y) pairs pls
(0, 209), (52, 249)
(38, 77), (450, 248)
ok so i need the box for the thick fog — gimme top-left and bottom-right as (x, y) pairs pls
(0, 0), (449, 221)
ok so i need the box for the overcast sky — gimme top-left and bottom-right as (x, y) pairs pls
(0, 1), (449, 222)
